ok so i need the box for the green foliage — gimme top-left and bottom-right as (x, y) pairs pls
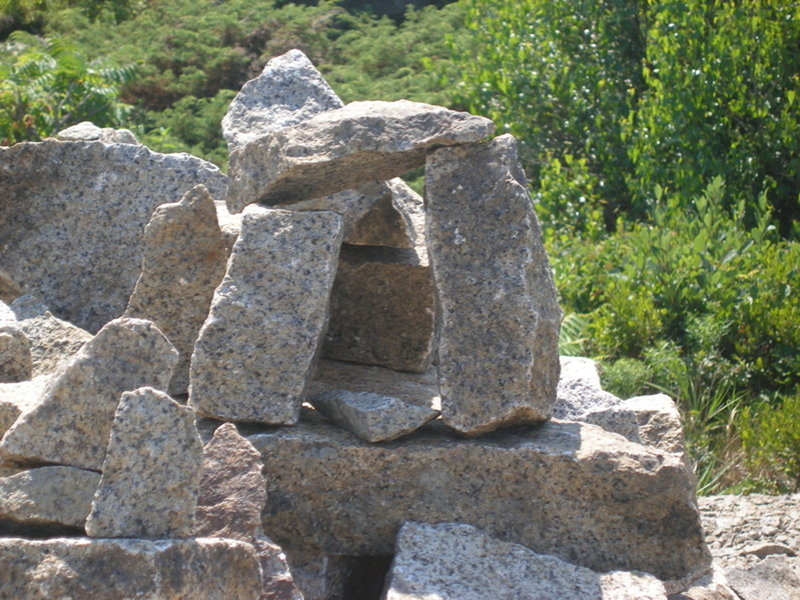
(737, 393), (800, 493)
(557, 312), (589, 357)
(629, 0), (800, 234)
(599, 358), (651, 401)
(0, 30), (134, 144)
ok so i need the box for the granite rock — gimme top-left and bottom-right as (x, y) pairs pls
(0, 317), (179, 471)
(55, 121), (139, 144)
(284, 549), (351, 600)
(425, 134), (561, 435)
(345, 178), (423, 249)
(222, 48), (343, 153)
(384, 521), (667, 600)
(725, 556), (800, 600)
(226, 99), (494, 211)
(0, 466), (99, 532)
(622, 394), (688, 456)
(0, 140), (226, 332)
(190, 207), (343, 425)
(0, 301), (31, 382)
(247, 418), (711, 587)
(125, 184), (228, 395)
(0, 376), (52, 437)
(668, 565), (739, 600)
(194, 422), (303, 600)
(0, 537), (261, 600)
(10, 295), (92, 377)
(309, 359), (439, 411)
(321, 245), (434, 373)
(309, 390), (439, 443)
(86, 387), (202, 538)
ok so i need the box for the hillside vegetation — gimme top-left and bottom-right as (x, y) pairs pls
(1, 0), (798, 494)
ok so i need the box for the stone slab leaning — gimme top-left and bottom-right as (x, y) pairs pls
(189, 206), (344, 425)
(425, 133), (562, 435)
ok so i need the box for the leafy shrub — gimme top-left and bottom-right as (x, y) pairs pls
(599, 357), (651, 400)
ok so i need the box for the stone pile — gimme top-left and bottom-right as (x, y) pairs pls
(0, 48), (719, 599)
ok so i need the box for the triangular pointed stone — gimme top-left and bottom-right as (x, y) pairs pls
(0, 301), (31, 383)
(0, 318), (178, 471)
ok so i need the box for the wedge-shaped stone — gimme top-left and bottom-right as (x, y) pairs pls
(226, 99), (494, 212)
(321, 245), (434, 372)
(0, 140), (226, 332)
(0, 301), (31, 383)
(190, 207), (343, 424)
(125, 184), (228, 395)
(0, 466), (99, 533)
(0, 318), (178, 471)
(10, 295), (92, 377)
(0, 537), (261, 600)
(425, 134), (561, 435)
(86, 387), (202, 538)
(247, 418), (711, 587)
(194, 423), (303, 600)
(310, 390), (439, 443)
(385, 522), (667, 600)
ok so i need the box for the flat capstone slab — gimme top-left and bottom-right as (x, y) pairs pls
(246, 417), (711, 584)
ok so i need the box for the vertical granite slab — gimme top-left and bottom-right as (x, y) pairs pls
(0, 301), (31, 383)
(321, 245), (434, 373)
(384, 521), (668, 600)
(85, 387), (202, 538)
(0, 140), (227, 333)
(425, 134), (562, 435)
(125, 184), (228, 395)
(189, 207), (344, 424)
(0, 317), (178, 471)
(10, 295), (92, 377)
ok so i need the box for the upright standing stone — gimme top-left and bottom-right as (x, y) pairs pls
(10, 295), (92, 377)
(125, 184), (228, 395)
(0, 140), (226, 332)
(194, 423), (303, 600)
(190, 207), (344, 424)
(226, 99), (494, 211)
(384, 522), (668, 600)
(0, 301), (31, 383)
(425, 134), (562, 435)
(85, 387), (202, 538)
(0, 318), (178, 471)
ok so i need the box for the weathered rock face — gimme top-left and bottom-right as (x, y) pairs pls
(0, 318), (178, 471)
(85, 387), (202, 538)
(0, 466), (99, 533)
(124, 184), (228, 395)
(285, 549), (352, 600)
(0, 537), (262, 600)
(345, 178), (423, 249)
(0, 376), (51, 437)
(0, 301), (31, 383)
(55, 121), (139, 144)
(226, 99), (494, 211)
(309, 390), (439, 443)
(247, 417), (711, 584)
(222, 48), (343, 153)
(622, 394), (687, 456)
(425, 134), (561, 435)
(0, 140), (226, 333)
(194, 422), (303, 600)
(384, 521), (668, 600)
(10, 295), (92, 377)
(321, 245), (434, 373)
(190, 206), (343, 425)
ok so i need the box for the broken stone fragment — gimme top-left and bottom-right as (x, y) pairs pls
(0, 537), (262, 600)
(193, 422), (303, 600)
(0, 376), (52, 437)
(55, 121), (139, 144)
(0, 301), (31, 383)
(125, 184), (228, 395)
(246, 418), (711, 588)
(0, 140), (226, 333)
(85, 387), (202, 538)
(226, 99), (495, 212)
(321, 245), (434, 373)
(10, 295), (92, 377)
(0, 466), (99, 533)
(309, 390), (439, 443)
(0, 317), (178, 471)
(346, 178), (425, 249)
(190, 207), (343, 425)
(425, 134), (561, 435)
(384, 521), (668, 600)
(622, 393), (688, 457)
